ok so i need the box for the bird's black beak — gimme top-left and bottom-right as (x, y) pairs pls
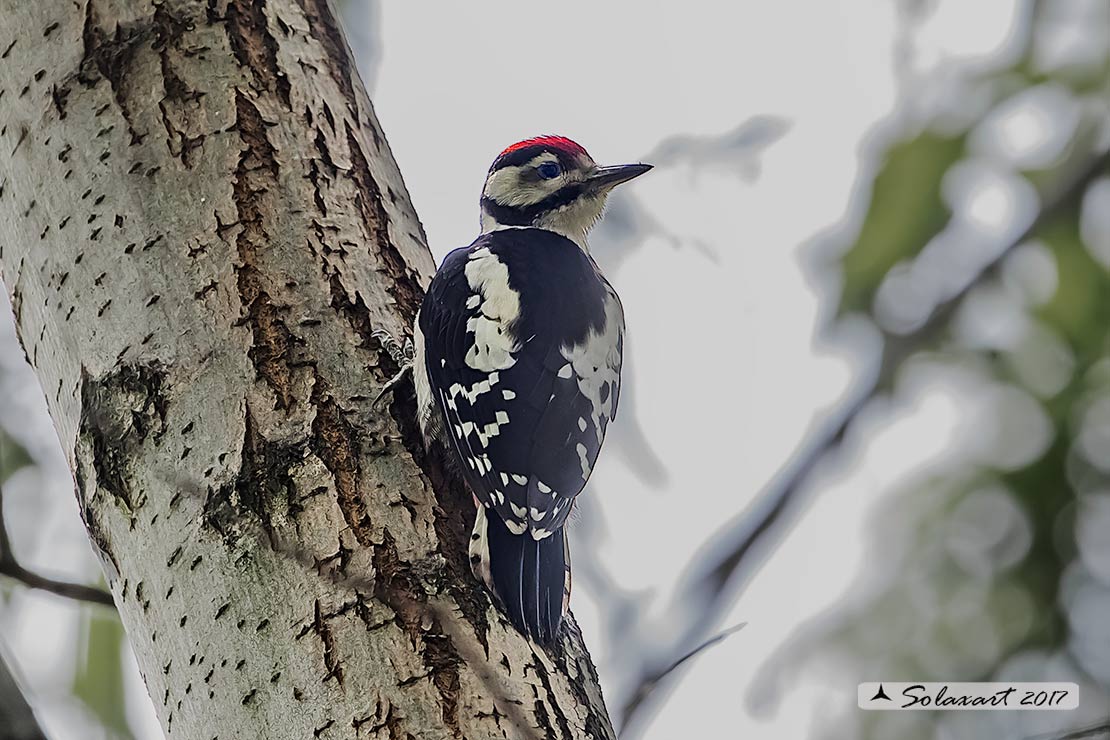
(587, 163), (653, 192)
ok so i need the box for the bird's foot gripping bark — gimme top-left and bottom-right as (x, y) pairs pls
(372, 328), (415, 406)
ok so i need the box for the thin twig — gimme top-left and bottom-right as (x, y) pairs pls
(619, 622), (746, 726)
(0, 485), (115, 608)
(0, 560), (116, 608)
(617, 146), (1110, 734)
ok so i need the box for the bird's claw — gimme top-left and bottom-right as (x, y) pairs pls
(372, 328), (415, 407)
(372, 328), (414, 366)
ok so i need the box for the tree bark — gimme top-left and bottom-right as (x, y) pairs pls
(0, 1), (615, 738)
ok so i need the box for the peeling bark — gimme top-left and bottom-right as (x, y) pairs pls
(0, 1), (615, 738)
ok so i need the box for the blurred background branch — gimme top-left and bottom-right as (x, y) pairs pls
(619, 140), (1110, 734)
(0, 486), (114, 609)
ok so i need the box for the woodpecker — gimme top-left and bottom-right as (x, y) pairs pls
(378, 136), (650, 645)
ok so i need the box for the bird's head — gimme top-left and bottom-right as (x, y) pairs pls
(480, 136), (651, 248)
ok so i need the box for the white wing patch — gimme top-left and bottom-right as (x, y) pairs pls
(463, 247), (520, 371)
(561, 291), (624, 475)
(576, 443), (592, 480)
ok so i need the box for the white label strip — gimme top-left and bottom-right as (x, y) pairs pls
(858, 683), (1079, 711)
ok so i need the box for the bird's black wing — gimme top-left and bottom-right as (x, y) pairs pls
(418, 229), (622, 538)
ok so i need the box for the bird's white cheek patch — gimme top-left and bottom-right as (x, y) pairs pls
(464, 248), (520, 371)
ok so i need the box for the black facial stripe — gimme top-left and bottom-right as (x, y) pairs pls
(491, 145), (580, 172)
(481, 197), (532, 226)
(482, 183), (586, 225)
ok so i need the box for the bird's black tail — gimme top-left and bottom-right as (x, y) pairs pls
(485, 514), (566, 645)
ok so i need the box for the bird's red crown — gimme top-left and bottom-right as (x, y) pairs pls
(498, 135), (588, 159)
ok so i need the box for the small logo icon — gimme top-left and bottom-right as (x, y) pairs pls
(870, 684), (892, 702)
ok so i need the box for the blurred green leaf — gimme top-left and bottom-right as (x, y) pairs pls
(0, 429), (32, 485)
(1036, 207), (1110, 353)
(73, 606), (131, 739)
(838, 132), (965, 316)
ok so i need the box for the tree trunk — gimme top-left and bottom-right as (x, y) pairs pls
(0, 1), (615, 738)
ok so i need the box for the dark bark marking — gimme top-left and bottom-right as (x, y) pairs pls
(294, 0), (357, 119)
(558, 623), (613, 738)
(194, 280), (218, 299)
(369, 532), (425, 641)
(203, 406), (300, 546)
(225, 0), (292, 110)
(154, 3), (207, 168)
(308, 373), (371, 546)
(301, 598), (343, 684)
(79, 0), (147, 145)
(326, 272), (378, 352)
(344, 122), (422, 324)
(231, 91), (299, 409)
(531, 655), (574, 739)
(12, 125), (29, 156)
(307, 126), (338, 215)
(78, 363), (170, 517)
(422, 626), (462, 737)
(307, 159), (327, 215)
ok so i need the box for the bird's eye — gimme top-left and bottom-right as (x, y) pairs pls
(537, 162), (562, 180)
